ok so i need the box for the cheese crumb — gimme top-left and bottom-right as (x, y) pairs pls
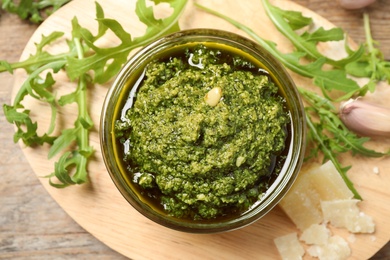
(321, 199), (375, 233)
(373, 166), (379, 174)
(300, 224), (330, 245)
(307, 235), (350, 260)
(346, 212), (375, 233)
(348, 234), (356, 243)
(274, 233), (305, 260)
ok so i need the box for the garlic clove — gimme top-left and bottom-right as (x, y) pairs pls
(340, 99), (390, 138)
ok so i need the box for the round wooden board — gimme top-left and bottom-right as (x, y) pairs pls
(12, 0), (390, 259)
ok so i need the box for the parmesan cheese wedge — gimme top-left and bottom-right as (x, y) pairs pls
(279, 170), (323, 230)
(279, 161), (353, 231)
(308, 161), (354, 200)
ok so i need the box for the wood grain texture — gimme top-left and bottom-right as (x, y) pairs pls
(1, 0), (389, 259)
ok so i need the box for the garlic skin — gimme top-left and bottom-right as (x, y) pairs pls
(339, 0), (376, 10)
(340, 99), (390, 138)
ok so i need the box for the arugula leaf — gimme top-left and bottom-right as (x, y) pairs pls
(2, 0), (188, 188)
(11, 60), (66, 140)
(45, 150), (91, 188)
(0, 31), (69, 74)
(48, 128), (78, 159)
(66, 0), (188, 84)
(3, 104), (56, 146)
(0, 60), (13, 73)
(301, 27), (344, 42)
(345, 13), (390, 93)
(136, 0), (184, 36)
(273, 8), (312, 30)
(1, 0), (71, 23)
(3, 59), (65, 146)
(261, 0), (363, 69)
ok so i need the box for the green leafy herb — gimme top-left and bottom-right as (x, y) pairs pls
(272, 8), (312, 30)
(1, 0), (71, 23)
(345, 13), (390, 92)
(261, 0), (363, 69)
(0, 31), (69, 74)
(2, 0), (188, 187)
(66, 0), (187, 84)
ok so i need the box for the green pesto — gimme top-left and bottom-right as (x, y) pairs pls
(115, 44), (289, 220)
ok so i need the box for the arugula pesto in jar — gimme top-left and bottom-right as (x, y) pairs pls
(115, 44), (290, 220)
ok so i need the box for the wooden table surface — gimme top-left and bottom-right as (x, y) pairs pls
(0, 0), (389, 259)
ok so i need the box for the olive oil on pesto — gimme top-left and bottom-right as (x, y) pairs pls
(114, 44), (290, 221)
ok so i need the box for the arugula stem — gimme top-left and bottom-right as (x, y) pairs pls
(0, 52), (75, 73)
(363, 13), (379, 84)
(363, 13), (374, 54)
(73, 37), (91, 183)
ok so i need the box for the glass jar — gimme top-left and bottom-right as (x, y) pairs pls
(100, 29), (306, 233)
